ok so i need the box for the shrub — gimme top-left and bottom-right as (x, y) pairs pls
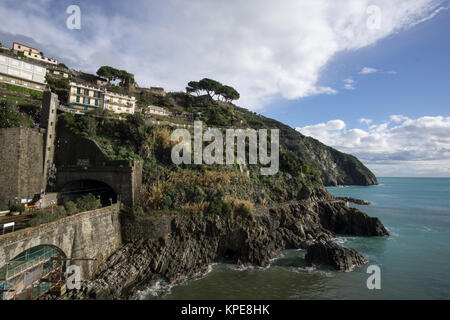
(64, 201), (78, 215)
(131, 206), (145, 217)
(0, 204), (9, 211)
(28, 207), (67, 227)
(10, 204), (25, 213)
(208, 199), (233, 216)
(232, 200), (254, 220)
(181, 202), (210, 216)
(75, 193), (102, 212)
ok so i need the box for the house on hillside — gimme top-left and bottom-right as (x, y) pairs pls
(66, 82), (135, 114)
(47, 66), (71, 79)
(143, 105), (172, 117)
(103, 90), (135, 114)
(67, 82), (103, 112)
(0, 43), (10, 52)
(0, 53), (47, 91)
(12, 42), (58, 65)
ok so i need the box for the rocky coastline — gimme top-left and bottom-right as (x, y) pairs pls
(336, 197), (371, 205)
(63, 199), (388, 300)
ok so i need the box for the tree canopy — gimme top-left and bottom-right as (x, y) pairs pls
(186, 78), (240, 103)
(96, 66), (135, 87)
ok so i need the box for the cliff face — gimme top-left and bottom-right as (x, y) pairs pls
(242, 110), (377, 186)
(301, 136), (378, 186)
(64, 199), (388, 300)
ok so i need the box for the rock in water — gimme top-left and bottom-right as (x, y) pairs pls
(305, 241), (369, 272)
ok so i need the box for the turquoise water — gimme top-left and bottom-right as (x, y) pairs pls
(143, 178), (450, 300)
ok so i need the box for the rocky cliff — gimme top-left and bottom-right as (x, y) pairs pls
(64, 199), (388, 300)
(238, 109), (378, 186)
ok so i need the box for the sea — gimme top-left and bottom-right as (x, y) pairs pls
(142, 178), (450, 300)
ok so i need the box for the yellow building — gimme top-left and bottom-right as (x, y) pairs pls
(68, 82), (103, 112)
(13, 42), (58, 65)
(103, 91), (136, 114)
(67, 82), (136, 114)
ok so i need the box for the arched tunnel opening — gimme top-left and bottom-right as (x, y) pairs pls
(59, 180), (117, 206)
(0, 245), (66, 300)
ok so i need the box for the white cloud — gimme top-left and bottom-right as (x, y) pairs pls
(390, 114), (410, 122)
(360, 118), (373, 125)
(343, 78), (356, 90)
(359, 67), (379, 74)
(0, 0), (445, 109)
(359, 66), (397, 75)
(296, 115), (450, 177)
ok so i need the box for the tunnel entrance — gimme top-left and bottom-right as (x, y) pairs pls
(59, 180), (117, 206)
(0, 245), (66, 300)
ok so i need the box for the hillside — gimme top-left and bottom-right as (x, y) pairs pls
(230, 105), (377, 186)
(163, 93), (377, 186)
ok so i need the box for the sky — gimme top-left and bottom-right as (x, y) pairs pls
(0, 0), (449, 177)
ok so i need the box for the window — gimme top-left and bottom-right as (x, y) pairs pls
(84, 89), (89, 96)
(95, 99), (99, 106)
(76, 96), (80, 103)
(77, 87), (81, 94)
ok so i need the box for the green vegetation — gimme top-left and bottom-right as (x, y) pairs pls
(63, 201), (77, 215)
(6, 84), (42, 99)
(58, 63), (69, 69)
(27, 193), (102, 227)
(96, 66), (135, 87)
(0, 99), (35, 128)
(28, 207), (67, 227)
(0, 204), (9, 211)
(63, 111), (144, 161)
(186, 78), (240, 103)
(74, 193), (102, 212)
(45, 74), (70, 102)
(10, 204), (25, 213)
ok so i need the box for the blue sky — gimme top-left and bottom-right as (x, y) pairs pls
(265, 8), (450, 129)
(0, 0), (449, 177)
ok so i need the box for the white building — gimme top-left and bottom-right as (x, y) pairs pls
(103, 91), (135, 115)
(144, 105), (172, 117)
(66, 82), (135, 115)
(0, 53), (46, 91)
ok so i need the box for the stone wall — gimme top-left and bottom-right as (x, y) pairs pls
(54, 119), (143, 206)
(0, 204), (122, 280)
(41, 91), (58, 190)
(0, 127), (44, 205)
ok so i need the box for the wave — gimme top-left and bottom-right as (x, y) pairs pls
(137, 280), (172, 299)
(137, 263), (217, 299)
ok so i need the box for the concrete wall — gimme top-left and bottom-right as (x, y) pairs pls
(0, 204), (122, 280)
(0, 127), (44, 205)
